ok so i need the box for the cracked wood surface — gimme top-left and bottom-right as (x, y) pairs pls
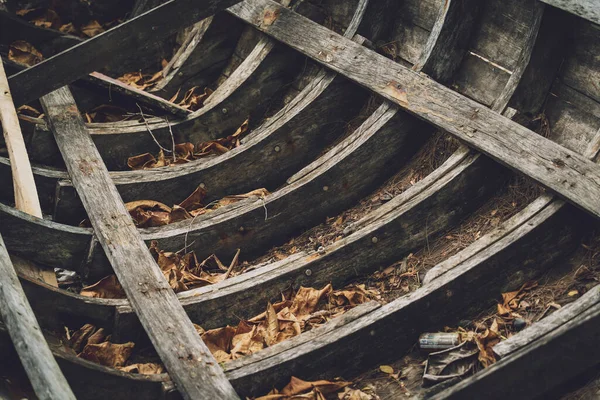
(229, 0), (600, 220)
(39, 87), (239, 400)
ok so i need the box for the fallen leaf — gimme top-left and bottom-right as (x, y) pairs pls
(80, 275), (125, 299)
(81, 20), (105, 37)
(379, 365), (394, 374)
(79, 341), (134, 367)
(8, 41), (43, 66)
(119, 363), (164, 375)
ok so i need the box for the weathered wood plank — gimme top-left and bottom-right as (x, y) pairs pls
(228, 0), (600, 220)
(8, 0), (242, 105)
(539, 0), (600, 25)
(0, 234), (75, 400)
(39, 87), (238, 400)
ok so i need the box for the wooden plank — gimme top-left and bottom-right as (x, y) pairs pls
(0, 56), (57, 287)
(39, 87), (238, 400)
(228, 0), (600, 220)
(539, 0), (600, 25)
(0, 234), (75, 400)
(8, 0), (242, 105)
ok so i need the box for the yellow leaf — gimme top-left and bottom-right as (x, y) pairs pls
(379, 365), (394, 374)
(568, 290), (579, 297)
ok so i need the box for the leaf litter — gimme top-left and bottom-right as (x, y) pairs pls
(72, 283), (380, 374)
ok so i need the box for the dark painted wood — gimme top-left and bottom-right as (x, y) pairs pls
(8, 0), (242, 105)
(40, 87), (238, 400)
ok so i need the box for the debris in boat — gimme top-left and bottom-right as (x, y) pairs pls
(127, 118), (249, 169)
(8, 41), (43, 66)
(422, 341), (479, 386)
(16, 6), (124, 39)
(170, 86), (214, 111)
(80, 244), (248, 297)
(254, 376), (351, 400)
(198, 284), (379, 363)
(66, 324), (163, 374)
(117, 70), (165, 91)
(418, 332), (461, 352)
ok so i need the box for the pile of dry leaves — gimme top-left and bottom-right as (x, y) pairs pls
(198, 284), (380, 363)
(123, 185), (268, 228)
(66, 324), (163, 374)
(81, 242), (247, 297)
(255, 377), (379, 400)
(73, 284), (379, 374)
(16, 7), (114, 38)
(127, 118), (249, 169)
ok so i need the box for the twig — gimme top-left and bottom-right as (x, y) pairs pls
(136, 103), (172, 153)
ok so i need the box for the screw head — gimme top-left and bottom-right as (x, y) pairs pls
(371, 236), (378, 244)
(323, 186), (329, 192)
(199, 183), (206, 188)
(305, 269), (312, 276)
(239, 226), (245, 232)
(222, 108), (228, 114)
(274, 145), (281, 152)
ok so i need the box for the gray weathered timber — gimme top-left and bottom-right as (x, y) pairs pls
(0, 234), (76, 400)
(414, 0), (483, 83)
(8, 0), (242, 105)
(39, 87), (239, 400)
(539, 0), (600, 25)
(228, 0), (600, 220)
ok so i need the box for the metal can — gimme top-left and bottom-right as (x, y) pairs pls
(418, 332), (461, 351)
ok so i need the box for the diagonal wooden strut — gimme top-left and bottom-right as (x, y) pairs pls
(0, 234), (75, 400)
(229, 0), (600, 220)
(40, 87), (239, 400)
(9, 0), (242, 106)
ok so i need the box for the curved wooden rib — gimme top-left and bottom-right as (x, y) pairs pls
(50, 0), (370, 224)
(25, 9), (302, 169)
(0, 2), (590, 399)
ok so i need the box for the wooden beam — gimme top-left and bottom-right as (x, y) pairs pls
(8, 0), (242, 105)
(539, 0), (599, 25)
(228, 0), (600, 220)
(0, 56), (57, 287)
(0, 234), (75, 400)
(39, 87), (239, 400)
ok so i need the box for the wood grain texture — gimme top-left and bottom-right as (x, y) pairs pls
(0, 234), (75, 400)
(40, 87), (238, 400)
(539, 0), (600, 25)
(8, 0), (242, 105)
(228, 0), (600, 220)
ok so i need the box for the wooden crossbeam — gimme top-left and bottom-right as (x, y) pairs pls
(0, 234), (75, 400)
(539, 0), (599, 25)
(40, 87), (239, 400)
(229, 0), (600, 220)
(8, 0), (241, 105)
